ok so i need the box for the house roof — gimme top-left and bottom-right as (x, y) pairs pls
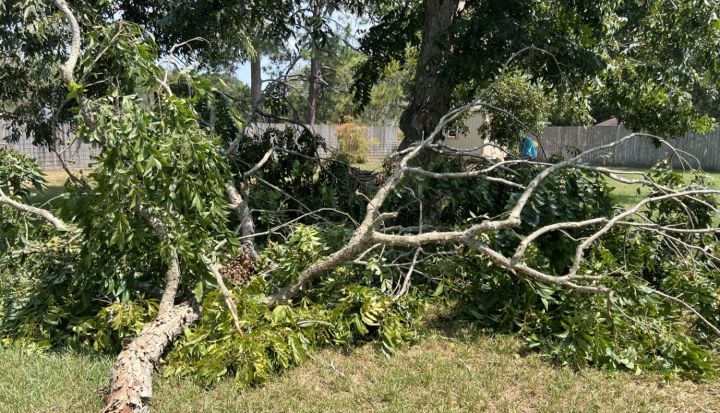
(595, 117), (620, 126)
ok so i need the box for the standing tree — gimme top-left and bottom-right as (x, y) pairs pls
(269, 31), (412, 125)
(354, 0), (720, 149)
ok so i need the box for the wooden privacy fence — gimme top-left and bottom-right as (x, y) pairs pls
(540, 126), (720, 171)
(246, 123), (401, 161)
(1, 122), (401, 170)
(6, 121), (720, 171)
(0, 122), (101, 170)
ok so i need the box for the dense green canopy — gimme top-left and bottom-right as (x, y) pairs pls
(352, 0), (720, 146)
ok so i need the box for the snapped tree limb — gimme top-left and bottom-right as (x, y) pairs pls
(102, 302), (200, 413)
(0, 188), (71, 232)
(52, 0), (81, 83)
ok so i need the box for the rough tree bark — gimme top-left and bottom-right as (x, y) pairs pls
(398, 0), (460, 150)
(102, 302), (200, 413)
(226, 182), (259, 259)
(250, 53), (262, 112)
(306, 56), (319, 125)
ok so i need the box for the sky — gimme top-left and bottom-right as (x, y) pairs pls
(236, 61), (252, 86)
(235, 60), (267, 87)
(233, 11), (368, 87)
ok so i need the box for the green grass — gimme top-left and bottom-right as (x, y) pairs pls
(352, 161), (383, 171)
(1, 329), (718, 412)
(604, 168), (720, 208)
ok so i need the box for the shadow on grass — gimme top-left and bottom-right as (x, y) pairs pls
(421, 302), (522, 344)
(27, 185), (66, 207)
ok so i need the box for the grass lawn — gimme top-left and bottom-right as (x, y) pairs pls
(43, 170), (78, 188)
(352, 161), (383, 171)
(2, 328), (718, 412)
(601, 168), (720, 208)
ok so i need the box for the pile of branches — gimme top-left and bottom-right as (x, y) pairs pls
(1, 2), (719, 412)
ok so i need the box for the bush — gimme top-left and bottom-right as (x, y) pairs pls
(336, 121), (372, 164)
(479, 71), (551, 152)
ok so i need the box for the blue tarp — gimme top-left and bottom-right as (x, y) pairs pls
(520, 136), (538, 160)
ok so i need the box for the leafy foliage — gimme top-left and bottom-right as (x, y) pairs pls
(352, 4), (421, 112)
(2, 0), (720, 397)
(443, 253), (719, 378)
(68, 90), (235, 292)
(229, 126), (370, 229)
(165, 225), (424, 386)
(355, 0), (720, 146)
(1, 20), (238, 350)
(336, 121), (372, 164)
(0, 149), (48, 245)
(419, 164), (720, 379)
(0, 148), (46, 197)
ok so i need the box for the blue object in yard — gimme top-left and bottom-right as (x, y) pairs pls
(519, 136), (538, 160)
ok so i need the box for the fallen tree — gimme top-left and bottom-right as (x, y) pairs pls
(103, 302), (199, 413)
(1, 2), (720, 412)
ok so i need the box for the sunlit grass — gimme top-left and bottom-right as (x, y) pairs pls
(1, 328), (718, 412)
(604, 168), (720, 208)
(351, 161), (383, 171)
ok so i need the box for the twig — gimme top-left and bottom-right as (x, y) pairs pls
(205, 258), (244, 335)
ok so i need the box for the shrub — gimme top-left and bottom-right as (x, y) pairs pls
(479, 71), (551, 152)
(336, 121), (372, 164)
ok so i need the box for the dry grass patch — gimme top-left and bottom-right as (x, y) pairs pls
(3, 329), (715, 412)
(42, 170), (75, 187)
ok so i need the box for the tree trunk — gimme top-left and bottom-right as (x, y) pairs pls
(398, 0), (460, 150)
(226, 182), (259, 259)
(306, 56), (319, 125)
(103, 302), (199, 413)
(250, 53), (262, 112)
(208, 105), (217, 132)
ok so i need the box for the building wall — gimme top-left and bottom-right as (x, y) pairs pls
(441, 111), (506, 159)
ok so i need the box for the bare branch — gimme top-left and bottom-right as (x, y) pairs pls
(511, 218), (607, 264)
(393, 247), (421, 299)
(52, 0), (81, 83)
(461, 237), (610, 294)
(242, 146), (277, 178)
(648, 288), (720, 336)
(238, 208), (360, 242)
(568, 189), (720, 278)
(403, 166), (525, 189)
(226, 182), (259, 259)
(0, 188), (70, 232)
